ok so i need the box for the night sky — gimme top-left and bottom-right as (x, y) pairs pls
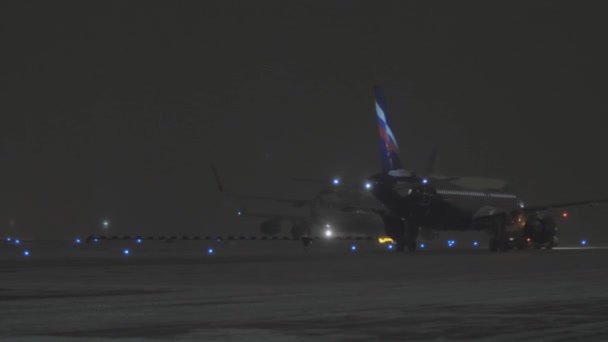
(2, 1), (608, 239)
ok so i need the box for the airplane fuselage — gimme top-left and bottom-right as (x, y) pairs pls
(371, 173), (523, 232)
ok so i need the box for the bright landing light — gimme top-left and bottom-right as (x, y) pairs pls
(325, 229), (333, 238)
(422, 178), (428, 184)
(365, 182), (372, 190)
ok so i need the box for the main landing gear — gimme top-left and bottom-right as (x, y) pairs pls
(489, 219), (509, 252)
(395, 224), (419, 252)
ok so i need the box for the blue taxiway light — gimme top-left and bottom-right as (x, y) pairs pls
(422, 178), (428, 184)
(6, 237), (11, 242)
(23, 250), (30, 256)
(14, 239), (21, 245)
(123, 249), (130, 255)
(365, 182), (372, 190)
(333, 178), (340, 185)
(136, 238), (142, 244)
(75, 238), (81, 244)
(207, 248), (214, 255)
(581, 240), (587, 246)
(387, 244), (394, 250)
(350, 245), (357, 251)
(473, 241), (479, 247)
(420, 243), (425, 249)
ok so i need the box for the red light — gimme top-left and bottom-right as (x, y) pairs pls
(562, 212), (568, 218)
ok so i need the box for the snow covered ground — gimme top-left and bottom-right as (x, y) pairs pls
(1, 240), (608, 341)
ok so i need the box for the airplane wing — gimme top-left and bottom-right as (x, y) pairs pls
(340, 205), (386, 216)
(235, 208), (308, 221)
(291, 177), (369, 190)
(211, 164), (311, 207)
(522, 197), (608, 212)
(225, 193), (311, 208)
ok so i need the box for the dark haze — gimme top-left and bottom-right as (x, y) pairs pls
(1, 1), (608, 239)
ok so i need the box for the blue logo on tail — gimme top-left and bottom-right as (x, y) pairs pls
(374, 86), (404, 172)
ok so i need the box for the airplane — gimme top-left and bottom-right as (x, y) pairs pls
(340, 86), (608, 252)
(210, 164), (383, 244)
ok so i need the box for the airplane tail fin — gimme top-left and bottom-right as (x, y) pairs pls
(374, 86), (406, 174)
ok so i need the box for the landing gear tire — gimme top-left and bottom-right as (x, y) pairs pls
(407, 239), (417, 252)
(396, 236), (406, 252)
(498, 239), (509, 252)
(490, 220), (509, 252)
(489, 237), (497, 252)
(406, 225), (419, 253)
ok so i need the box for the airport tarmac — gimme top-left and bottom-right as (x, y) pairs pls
(1, 240), (608, 341)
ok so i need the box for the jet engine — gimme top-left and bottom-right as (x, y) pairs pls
(260, 218), (282, 236)
(523, 216), (557, 244)
(290, 222), (311, 239)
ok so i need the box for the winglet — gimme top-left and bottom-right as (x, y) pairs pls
(210, 163), (225, 193)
